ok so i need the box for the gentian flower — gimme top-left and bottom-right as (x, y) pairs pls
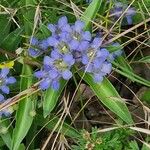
(47, 16), (71, 38)
(33, 16), (122, 90)
(80, 38), (112, 82)
(69, 20), (91, 50)
(0, 68), (16, 117)
(34, 67), (60, 90)
(111, 2), (136, 25)
(34, 53), (75, 90)
(0, 68), (16, 94)
(28, 37), (49, 57)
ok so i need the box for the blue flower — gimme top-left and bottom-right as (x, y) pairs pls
(0, 68), (16, 94)
(0, 94), (4, 102)
(34, 52), (75, 90)
(81, 37), (103, 65)
(48, 16), (71, 38)
(111, 2), (136, 25)
(47, 36), (72, 56)
(34, 68), (60, 90)
(28, 37), (49, 57)
(80, 37), (113, 83)
(33, 16), (122, 89)
(69, 20), (91, 50)
(0, 68), (16, 117)
(43, 55), (74, 80)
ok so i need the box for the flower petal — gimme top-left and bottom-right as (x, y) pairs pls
(51, 80), (60, 90)
(6, 77), (16, 84)
(63, 54), (75, 66)
(34, 70), (45, 78)
(58, 16), (68, 28)
(1, 68), (9, 78)
(69, 40), (79, 50)
(101, 63), (112, 74)
(62, 70), (72, 80)
(82, 31), (92, 41)
(0, 85), (9, 94)
(44, 56), (54, 66)
(0, 94), (4, 102)
(47, 37), (58, 47)
(40, 78), (51, 90)
(47, 24), (56, 33)
(74, 20), (85, 32)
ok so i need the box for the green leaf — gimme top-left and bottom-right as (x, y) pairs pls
(78, 71), (133, 124)
(141, 89), (150, 104)
(0, 27), (24, 51)
(18, 144), (25, 150)
(11, 64), (35, 150)
(137, 56), (150, 63)
(18, 0), (36, 35)
(0, 15), (11, 42)
(43, 80), (67, 118)
(81, 0), (102, 30)
(113, 61), (150, 87)
(0, 119), (12, 149)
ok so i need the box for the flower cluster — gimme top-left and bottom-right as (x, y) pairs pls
(0, 68), (16, 116)
(28, 37), (49, 57)
(111, 2), (136, 25)
(29, 16), (121, 90)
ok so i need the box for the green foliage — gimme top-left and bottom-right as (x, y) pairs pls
(0, 0), (150, 149)
(72, 127), (135, 150)
(0, 119), (12, 149)
(11, 65), (35, 150)
(43, 80), (67, 118)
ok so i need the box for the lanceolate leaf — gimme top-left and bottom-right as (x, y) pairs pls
(43, 80), (67, 118)
(81, 0), (102, 30)
(11, 64), (35, 150)
(0, 27), (24, 51)
(0, 119), (12, 149)
(78, 71), (133, 124)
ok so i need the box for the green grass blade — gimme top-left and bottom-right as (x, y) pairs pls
(19, 0), (36, 35)
(137, 56), (150, 63)
(43, 80), (67, 118)
(113, 61), (150, 87)
(81, 0), (102, 30)
(11, 64), (35, 150)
